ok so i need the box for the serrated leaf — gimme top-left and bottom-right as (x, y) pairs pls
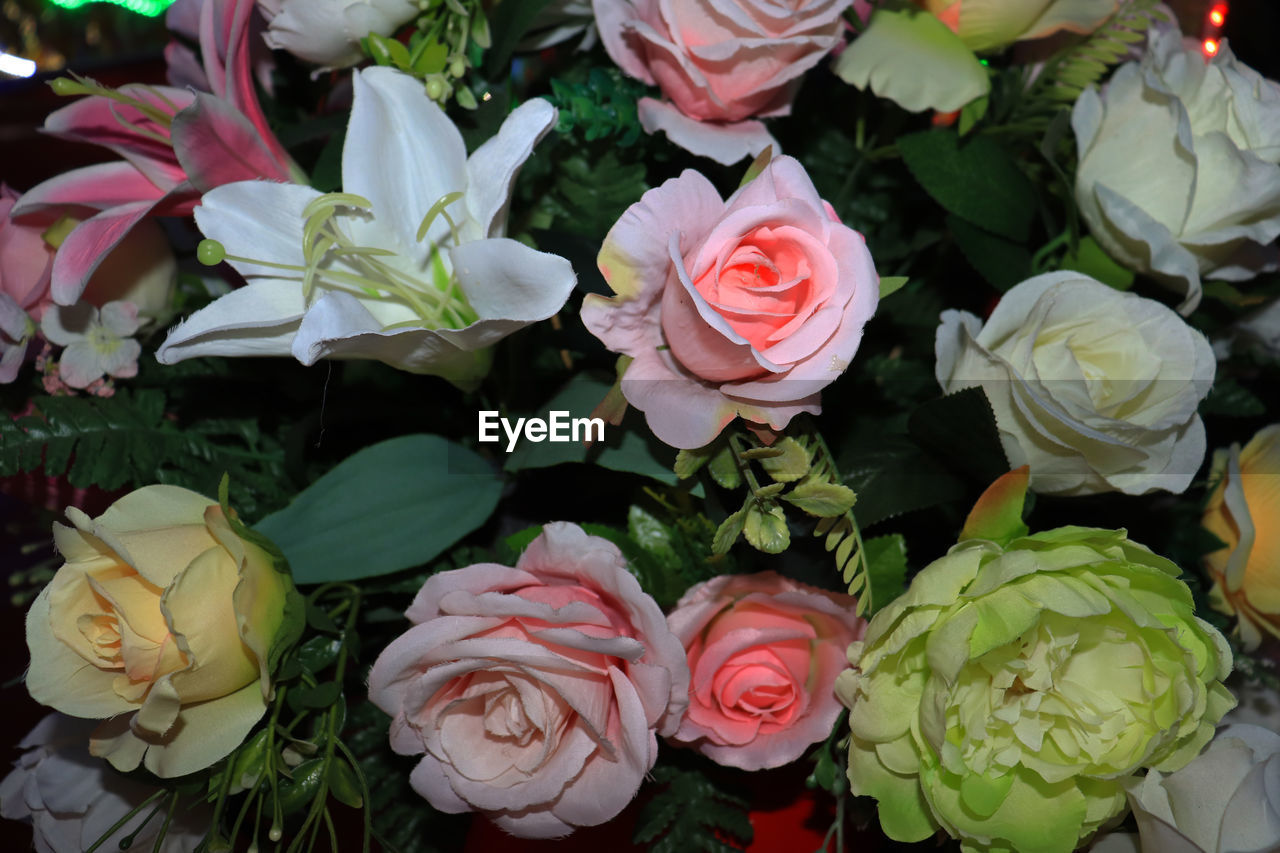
(949, 214), (1032, 292)
(744, 505), (790, 554)
(908, 388), (1010, 486)
(898, 129), (1036, 242)
(758, 437), (811, 482)
(708, 444), (741, 489)
(754, 482), (785, 499)
(633, 766), (752, 852)
(713, 510), (746, 555)
(674, 446), (712, 479)
(863, 534), (908, 614)
(783, 480), (857, 517)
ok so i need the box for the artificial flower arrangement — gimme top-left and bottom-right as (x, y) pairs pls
(3, 0), (1280, 851)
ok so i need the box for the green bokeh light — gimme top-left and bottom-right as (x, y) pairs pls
(46, 0), (176, 17)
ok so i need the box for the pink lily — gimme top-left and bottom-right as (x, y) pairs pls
(12, 0), (302, 308)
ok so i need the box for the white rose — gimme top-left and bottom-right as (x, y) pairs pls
(0, 714), (208, 853)
(1092, 724), (1280, 853)
(935, 271), (1214, 496)
(257, 0), (417, 68)
(1073, 29), (1280, 314)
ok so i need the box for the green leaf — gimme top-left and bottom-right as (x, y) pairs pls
(708, 443), (741, 489)
(783, 480), (857, 517)
(327, 756), (364, 808)
(713, 510), (746, 555)
(959, 467), (1030, 546)
(483, 0), (554, 77)
(759, 437), (811, 482)
(958, 94), (989, 135)
(898, 129), (1036, 242)
(1201, 378), (1266, 417)
(1060, 235), (1134, 291)
(948, 214), (1032, 292)
(864, 534), (908, 615)
(743, 505), (790, 554)
(633, 765), (752, 852)
(0, 388), (290, 519)
(840, 435), (966, 527)
(738, 145), (774, 188)
(277, 758), (325, 816)
(878, 275), (909, 299)
(257, 434), (502, 584)
(908, 387), (1010, 486)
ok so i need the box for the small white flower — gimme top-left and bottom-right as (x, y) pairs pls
(156, 67), (576, 389)
(40, 300), (141, 389)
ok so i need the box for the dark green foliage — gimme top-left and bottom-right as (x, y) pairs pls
(0, 388), (288, 518)
(547, 68), (651, 146)
(633, 764), (753, 853)
(898, 130), (1037, 242)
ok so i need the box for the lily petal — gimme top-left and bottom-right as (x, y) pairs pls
(343, 67), (468, 253)
(171, 92), (297, 189)
(156, 279), (307, 363)
(10, 162), (167, 217)
(193, 180), (318, 278)
(466, 98), (558, 238)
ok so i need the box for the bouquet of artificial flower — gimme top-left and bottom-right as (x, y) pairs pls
(3, 0), (1279, 851)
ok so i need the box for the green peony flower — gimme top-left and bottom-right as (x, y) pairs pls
(836, 526), (1234, 853)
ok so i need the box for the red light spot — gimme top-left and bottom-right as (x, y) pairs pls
(1204, 38), (1220, 57)
(1209, 4), (1228, 27)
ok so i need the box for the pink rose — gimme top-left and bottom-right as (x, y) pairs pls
(666, 572), (866, 770)
(367, 522), (690, 839)
(594, 0), (850, 164)
(581, 156), (878, 449)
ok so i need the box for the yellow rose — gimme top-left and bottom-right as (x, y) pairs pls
(1203, 425), (1280, 650)
(24, 485), (298, 778)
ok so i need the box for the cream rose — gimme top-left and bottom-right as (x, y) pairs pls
(935, 271), (1214, 496)
(24, 485), (298, 778)
(1073, 29), (1280, 314)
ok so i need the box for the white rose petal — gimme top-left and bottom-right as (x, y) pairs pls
(1074, 30), (1280, 314)
(935, 271), (1215, 496)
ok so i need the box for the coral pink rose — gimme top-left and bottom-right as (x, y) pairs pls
(367, 522), (691, 839)
(666, 572), (866, 770)
(581, 156), (878, 449)
(593, 0), (850, 164)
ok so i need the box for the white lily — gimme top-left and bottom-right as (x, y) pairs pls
(156, 67), (576, 388)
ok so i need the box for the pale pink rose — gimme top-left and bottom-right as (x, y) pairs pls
(581, 156), (878, 449)
(593, 0), (850, 164)
(367, 522), (691, 839)
(666, 572), (866, 771)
